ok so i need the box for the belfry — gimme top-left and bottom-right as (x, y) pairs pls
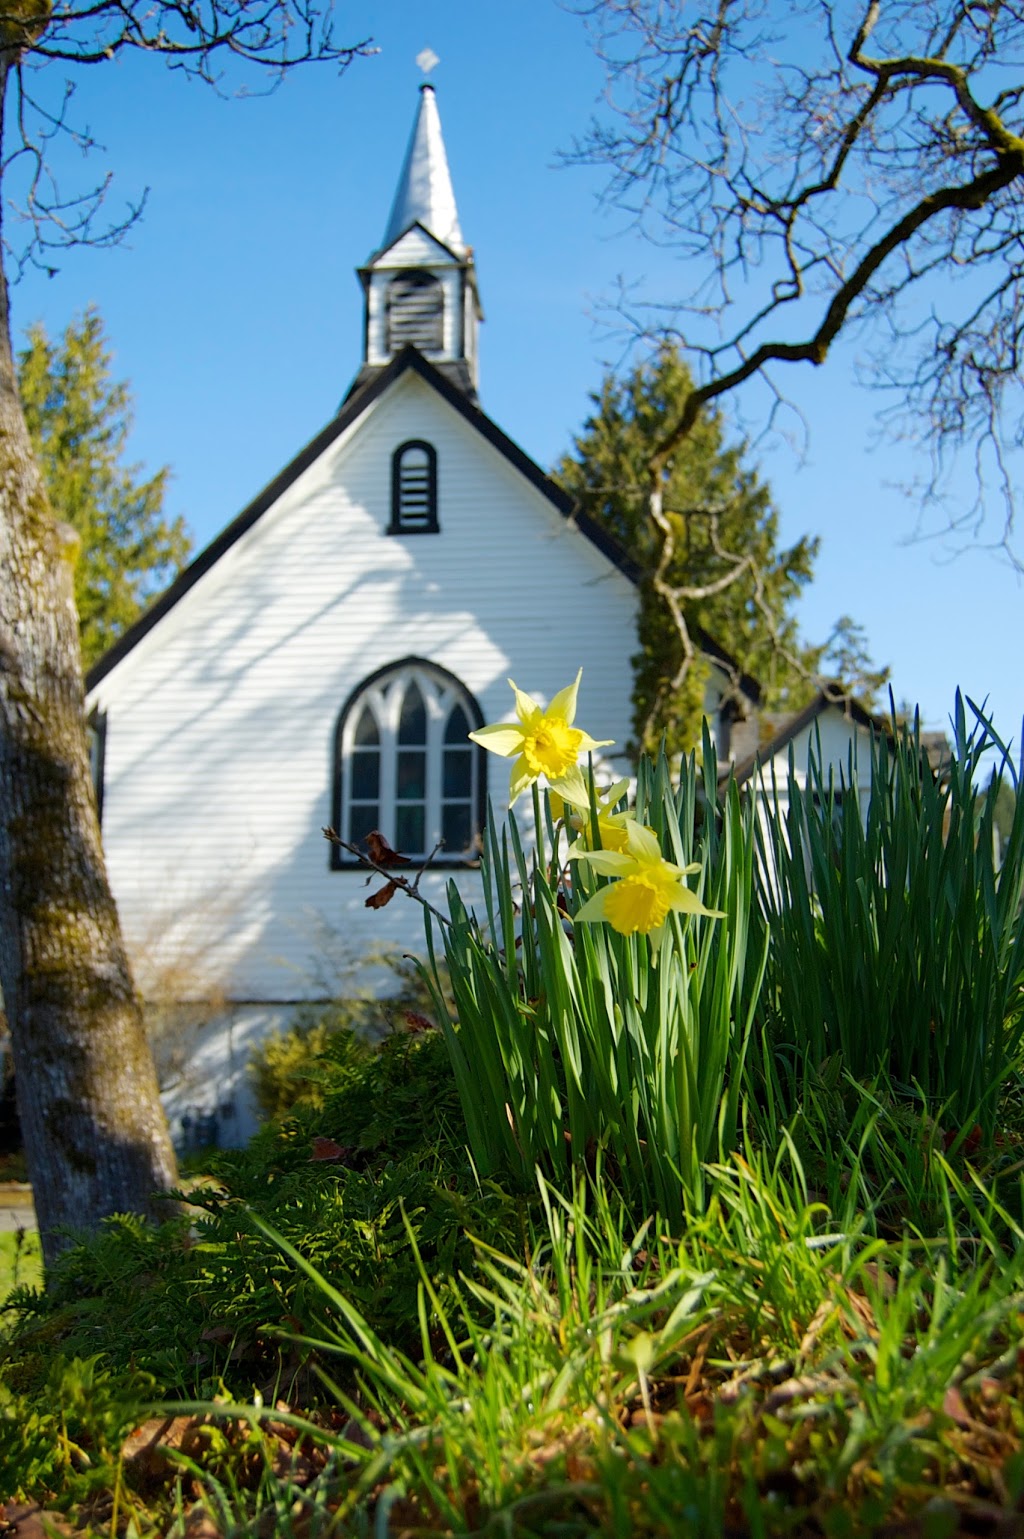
(351, 84), (482, 401)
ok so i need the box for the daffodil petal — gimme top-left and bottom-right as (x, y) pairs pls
(592, 813), (641, 853)
(569, 848), (637, 875)
(623, 821), (664, 863)
(469, 723), (526, 756)
(508, 754), (536, 804)
(666, 886), (726, 919)
(545, 668), (583, 725)
(575, 732), (616, 754)
(548, 766), (590, 810)
(572, 889), (613, 923)
(508, 680), (542, 727)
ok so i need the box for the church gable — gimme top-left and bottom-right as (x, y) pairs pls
(88, 348), (637, 698)
(370, 223), (461, 269)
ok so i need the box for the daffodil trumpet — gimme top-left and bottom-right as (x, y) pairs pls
(570, 818), (725, 951)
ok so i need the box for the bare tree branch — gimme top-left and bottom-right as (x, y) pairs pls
(570, 0), (1024, 553)
(567, 0), (1023, 740)
(0, 0), (376, 271)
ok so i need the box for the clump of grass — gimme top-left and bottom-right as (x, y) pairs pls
(756, 695), (1024, 1139)
(168, 1147), (1024, 1537)
(425, 732), (766, 1224)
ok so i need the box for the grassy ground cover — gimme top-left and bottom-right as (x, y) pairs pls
(1, 694), (1023, 1536)
(0, 1228), (41, 1301)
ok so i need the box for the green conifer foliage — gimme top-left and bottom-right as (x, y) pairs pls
(17, 308), (190, 670)
(555, 345), (821, 754)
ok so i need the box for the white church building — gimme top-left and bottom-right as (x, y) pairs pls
(85, 85), (880, 1144)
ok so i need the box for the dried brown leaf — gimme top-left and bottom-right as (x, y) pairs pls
(365, 831), (411, 867)
(403, 1011), (434, 1033)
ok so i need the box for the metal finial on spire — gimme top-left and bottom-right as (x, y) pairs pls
(416, 47), (439, 76)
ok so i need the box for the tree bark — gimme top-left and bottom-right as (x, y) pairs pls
(0, 57), (178, 1268)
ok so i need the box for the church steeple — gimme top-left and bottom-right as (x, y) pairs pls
(351, 83), (482, 401)
(382, 83), (465, 255)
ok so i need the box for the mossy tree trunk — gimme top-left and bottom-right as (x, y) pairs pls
(0, 57), (178, 1268)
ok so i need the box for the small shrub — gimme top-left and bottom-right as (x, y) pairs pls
(0, 1026), (495, 1407)
(249, 1009), (372, 1122)
(248, 955), (449, 1122)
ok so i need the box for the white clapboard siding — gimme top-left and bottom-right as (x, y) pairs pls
(748, 707), (876, 854)
(89, 370), (639, 1003)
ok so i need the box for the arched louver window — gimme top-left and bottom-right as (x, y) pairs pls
(386, 270), (443, 354)
(390, 440), (438, 535)
(332, 662), (485, 868)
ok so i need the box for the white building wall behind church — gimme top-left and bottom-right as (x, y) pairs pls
(749, 712), (876, 869)
(88, 371), (638, 1008)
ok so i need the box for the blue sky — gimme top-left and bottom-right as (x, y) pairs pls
(11, 0), (1022, 754)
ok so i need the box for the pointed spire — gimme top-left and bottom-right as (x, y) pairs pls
(381, 84), (465, 255)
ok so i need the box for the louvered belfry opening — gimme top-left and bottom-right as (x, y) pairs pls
(387, 270), (444, 354)
(390, 441), (438, 534)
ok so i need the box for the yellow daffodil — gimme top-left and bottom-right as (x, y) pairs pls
(570, 820), (724, 947)
(550, 777), (635, 851)
(469, 670), (614, 804)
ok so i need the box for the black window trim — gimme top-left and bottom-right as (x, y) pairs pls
(389, 438), (439, 535)
(330, 657), (486, 871)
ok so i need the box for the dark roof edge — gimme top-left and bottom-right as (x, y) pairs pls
(87, 347), (627, 689)
(729, 685), (889, 785)
(694, 630), (763, 706)
(360, 219), (469, 272)
(86, 353), (419, 689)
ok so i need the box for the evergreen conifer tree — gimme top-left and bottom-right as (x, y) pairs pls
(18, 309), (190, 670)
(556, 345), (822, 752)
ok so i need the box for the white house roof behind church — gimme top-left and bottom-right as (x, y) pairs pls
(380, 84), (465, 255)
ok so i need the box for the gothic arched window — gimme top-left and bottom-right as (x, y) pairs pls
(390, 440), (438, 534)
(331, 661), (484, 868)
(386, 269), (443, 354)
